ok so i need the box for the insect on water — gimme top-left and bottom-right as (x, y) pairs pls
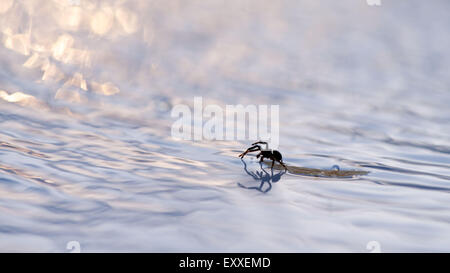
(239, 141), (288, 170)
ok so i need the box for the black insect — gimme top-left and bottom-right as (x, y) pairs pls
(239, 141), (287, 170)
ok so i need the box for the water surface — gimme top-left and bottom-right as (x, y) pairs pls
(0, 0), (450, 252)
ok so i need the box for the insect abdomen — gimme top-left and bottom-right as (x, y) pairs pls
(272, 150), (282, 160)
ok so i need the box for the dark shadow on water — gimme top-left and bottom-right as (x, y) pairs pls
(238, 159), (287, 193)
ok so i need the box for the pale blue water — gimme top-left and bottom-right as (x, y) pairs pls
(0, 0), (450, 252)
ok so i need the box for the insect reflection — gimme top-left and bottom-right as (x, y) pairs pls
(238, 158), (287, 193)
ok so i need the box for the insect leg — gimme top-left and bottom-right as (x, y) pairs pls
(239, 145), (261, 158)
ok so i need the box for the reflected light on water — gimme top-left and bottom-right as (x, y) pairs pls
(52, 34), (74, 61)
(23, 52), (45, 68)
(3, 31), (30, 56)
(59, 6), (83, 30)
(55, 87), (85, 103)
(115, 7), (139, 34)
(66, 72), (88, 91)
(41, 62), (65, 82)
(91, 82), (120, 96)
(0, 90), (39, 107)
(1, 0), (145, 106)
(90, 6), (114, 36)
(0, 0), (13, 14)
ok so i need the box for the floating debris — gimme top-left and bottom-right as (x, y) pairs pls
(264, 161), (369, 178)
